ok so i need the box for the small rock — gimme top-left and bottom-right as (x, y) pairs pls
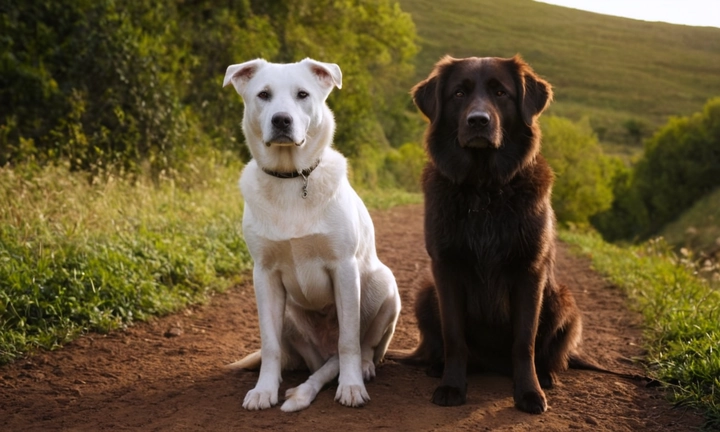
(585, 416), (599, 426)
(164, 327), (183, 338)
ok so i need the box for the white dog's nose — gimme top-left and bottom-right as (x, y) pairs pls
(272, 112), (293, 130)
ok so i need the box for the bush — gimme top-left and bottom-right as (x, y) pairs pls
(0, 0), (421, 188)
(593, 97), (720, 240)
(541, 116), (617, 225)
(1, 1), (193, 174)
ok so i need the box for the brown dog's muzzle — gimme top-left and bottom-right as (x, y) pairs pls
(459, 107), (501, 149)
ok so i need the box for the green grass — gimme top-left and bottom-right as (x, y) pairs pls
(0, 157), (252, 365)
(358, 188), (422, 210)
(398, 0), (720, 152)
(560, 229), (720, 427)
(0, 156), (421, 365)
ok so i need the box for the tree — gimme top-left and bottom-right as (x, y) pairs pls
(592, 97), (720, 240)
(541, 116), (616, 225)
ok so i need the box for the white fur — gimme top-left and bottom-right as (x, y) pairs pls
(223, 58), (400, 412)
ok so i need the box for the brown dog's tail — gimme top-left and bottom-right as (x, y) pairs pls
(386, 275), (444, 366)
(568, 352), (650, 382)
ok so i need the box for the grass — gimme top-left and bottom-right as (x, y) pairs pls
(0, 156), (252, 365)
(0, 155), (422, 366)
(560, 228), (720, 427)
(398, 0), (720, 153)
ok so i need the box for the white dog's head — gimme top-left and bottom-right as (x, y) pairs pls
(224, 58), (342, 172)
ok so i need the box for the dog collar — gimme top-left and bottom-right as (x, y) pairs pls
(261, 159), (321, 199)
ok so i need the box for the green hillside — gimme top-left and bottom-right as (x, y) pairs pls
(660, 186), (720, 256)
(398, 0), (720, 154)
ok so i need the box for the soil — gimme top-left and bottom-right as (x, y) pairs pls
(0, 204), (706, 431)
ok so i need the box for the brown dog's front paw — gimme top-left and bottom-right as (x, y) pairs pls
(514, 389), (547, 414)
(431, 385), (466, 406)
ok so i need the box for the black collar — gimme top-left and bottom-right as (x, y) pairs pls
(261, 159), (321, 179)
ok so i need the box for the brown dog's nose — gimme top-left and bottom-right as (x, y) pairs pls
(272, 112), (293, 129)
(467, 112), (490, 128)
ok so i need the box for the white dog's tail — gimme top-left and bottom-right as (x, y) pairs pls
(225, 350), (262, 370)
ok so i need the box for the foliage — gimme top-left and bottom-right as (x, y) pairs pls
(0, 157), (251, 365)
(260, 0), (421, 157)
(560, 229), (720, 428)
(399, 0), (720, 151)
(1, 1), (193, 174)
(0, 0), (420, 188)
(593, 98), (720, 241)
(540, 116), (616, 225)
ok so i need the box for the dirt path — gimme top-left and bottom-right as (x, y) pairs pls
(0, 204), (705, 431)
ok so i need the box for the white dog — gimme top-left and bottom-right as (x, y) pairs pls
(222, 58), (401, 412)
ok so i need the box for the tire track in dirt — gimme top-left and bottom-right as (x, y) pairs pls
(0, 204), (705, 431)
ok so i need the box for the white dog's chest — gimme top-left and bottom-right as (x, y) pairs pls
(253, 234), (337, 310)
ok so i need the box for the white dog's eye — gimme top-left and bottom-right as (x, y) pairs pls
(258, 91), (270, 100)
(297, 91), (309, 99)
(454, 90), (465, 98)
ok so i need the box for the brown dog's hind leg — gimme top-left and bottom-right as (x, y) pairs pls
(534, 284), (583, 389)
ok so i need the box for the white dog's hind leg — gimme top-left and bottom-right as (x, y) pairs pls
(361, 271), (401, 381)
(242, 269), (286, 410)
(289, 337), (324, 372)
(281, 355), (340, 412)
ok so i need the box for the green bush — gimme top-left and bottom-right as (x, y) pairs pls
(541, 116), (617, 225)
(0, 0), (421, 188)
(1, 1), (193, 174)
(593, 97), (720, 240)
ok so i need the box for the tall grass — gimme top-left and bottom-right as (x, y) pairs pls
(560, 229), (720, 427)
(0, 156), (251, 365)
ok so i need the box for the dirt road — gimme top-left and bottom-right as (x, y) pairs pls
(0, 204), (705, 431)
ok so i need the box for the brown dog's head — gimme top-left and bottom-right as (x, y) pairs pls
(412, 55), (552, 184)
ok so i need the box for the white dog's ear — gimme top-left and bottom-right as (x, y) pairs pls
(223, 59), (267, 94)
(301, 58), (342, 90)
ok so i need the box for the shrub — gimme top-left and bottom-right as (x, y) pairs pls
(541, 116), (616, 225)
(593, 97), (720, 240)
(0, 0), (420, 188)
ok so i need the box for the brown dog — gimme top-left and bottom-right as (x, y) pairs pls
(402, 55), (585, 414)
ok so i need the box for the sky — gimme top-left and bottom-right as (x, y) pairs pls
(535, 0), (720, 28)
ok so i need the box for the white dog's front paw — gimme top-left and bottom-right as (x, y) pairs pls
(362, 359), (376, 381)
(281, 383), (317, 412)
(335, 383), (370, 407)
(243, 387), (278, 410)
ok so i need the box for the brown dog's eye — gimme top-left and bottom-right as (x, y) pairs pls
(455, 91), (465, 98)
(258, 91), (270, 100)
(496, 90), (506, 97)
(297, 91), (309, 99)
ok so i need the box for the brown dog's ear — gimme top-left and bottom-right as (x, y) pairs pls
(512, 55), (553, 126)
(411, 56), (456, 122)
(411, 73), (439, 121)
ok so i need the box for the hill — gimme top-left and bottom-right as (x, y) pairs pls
(398, 0), (720, 155)
(660, 186), (720, 257)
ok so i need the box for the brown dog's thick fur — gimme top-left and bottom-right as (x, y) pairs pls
(403, 56), (584, 414)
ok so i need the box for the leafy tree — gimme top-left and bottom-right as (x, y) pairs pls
(593, 97), (720, 240)
(0, 0), (420, 188)
(541, 116), (616, 225)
